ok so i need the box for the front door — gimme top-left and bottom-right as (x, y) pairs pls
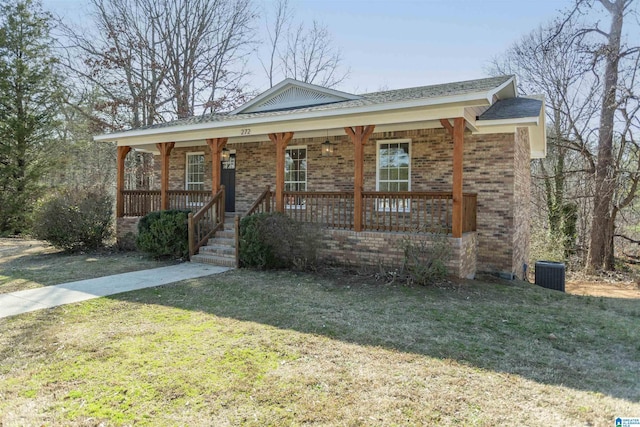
(221, 154), (236, 212)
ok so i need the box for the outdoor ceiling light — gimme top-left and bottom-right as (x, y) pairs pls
(322, 131), (334, 157)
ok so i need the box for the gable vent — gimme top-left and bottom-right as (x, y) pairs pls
(248, 86), (345, 113)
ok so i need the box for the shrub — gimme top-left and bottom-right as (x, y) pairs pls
(399, 233), (451, 286)
(136, 210), (190, 259)
(32, 190), (113, 251)
(239, 212), (321, 270)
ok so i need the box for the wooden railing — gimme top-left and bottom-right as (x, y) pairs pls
(121, 190), (215, 217)
(362, 191), (454, 232)
(188, 187), (225, 257)
(245, 185), (274, 216)
(282, 191), (355, 230)
(462, 193), (477, 234)
(168, 190), (212, 210)
(121, 190), (161, 217)
(242, 190), (477, 235)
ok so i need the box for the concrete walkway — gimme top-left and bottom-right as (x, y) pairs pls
(0, 263), (231, 319)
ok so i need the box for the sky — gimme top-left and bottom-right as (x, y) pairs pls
(41, 0), (577, 94)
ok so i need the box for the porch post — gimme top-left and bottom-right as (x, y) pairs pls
(452, 117), (465, 238)
(345, 125), (375, 232)
(268, 132), (294, 212)
(206, 138), (228, 193)
(156, 142), (175, 210)
(116, 145), (131, 218)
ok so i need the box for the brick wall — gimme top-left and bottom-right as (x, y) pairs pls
(148, 127), (529, 276)
(512, 127), (532, 279)
(116, 217), (141, 249)
(316, 229), (477, 279)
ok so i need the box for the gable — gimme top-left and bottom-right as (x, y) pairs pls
(232, 78), (360, 114)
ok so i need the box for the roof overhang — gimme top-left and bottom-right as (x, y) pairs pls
(475, 100), (547, 159)
(93, 76), (546, 158)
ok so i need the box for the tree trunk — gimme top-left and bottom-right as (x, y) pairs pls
(586, 0), (625, 272)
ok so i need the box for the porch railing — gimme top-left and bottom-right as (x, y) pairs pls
(245, 185), (275, 216)
(121, 190), (213, 217)
(283, 191), (355, 230)
(277, 191), (477, 234)
(168, 190), (213, 210)
(122, 190), (161, 217)
(188, 187), (225, 257)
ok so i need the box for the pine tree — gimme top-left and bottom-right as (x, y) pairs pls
(0, 0), (64, 235)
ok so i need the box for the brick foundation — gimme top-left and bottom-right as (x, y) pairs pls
(316, 229), (477, 279)
(116, 217), (141, 246)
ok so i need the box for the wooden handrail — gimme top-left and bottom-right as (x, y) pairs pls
(188, 186), (225, 258)
(245, 185), (273, 216)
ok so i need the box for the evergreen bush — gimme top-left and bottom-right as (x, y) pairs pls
(136, 210), (190, 259)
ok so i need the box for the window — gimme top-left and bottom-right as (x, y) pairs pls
(186, 152), (205, 191)
(377, 140), (411, 211)
(285, 146), (306, 207)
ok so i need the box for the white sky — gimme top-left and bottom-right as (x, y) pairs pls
(42, 0), (578, 94)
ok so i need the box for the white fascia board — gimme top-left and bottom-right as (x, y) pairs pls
(476, 116), (539, 127)
(487, 76), (516, 100)
(105, 106), (468, 146)
(94, 92), (495, 143)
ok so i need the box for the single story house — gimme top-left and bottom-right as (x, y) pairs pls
(94, 76), (546, 279)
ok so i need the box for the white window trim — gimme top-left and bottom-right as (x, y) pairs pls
(185, 151), (206, 191)
(375, 139), (412, 213)
(285, 145), (307, 209)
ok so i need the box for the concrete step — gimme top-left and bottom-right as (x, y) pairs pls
(190, 253), (236, 267)
(200, 244), (235, 256)
(208, 237), (235, 247)
(215, 230), (236, 239)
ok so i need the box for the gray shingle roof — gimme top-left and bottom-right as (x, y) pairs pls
(478, 97), (542, 121)
(133, 75), (514, 132)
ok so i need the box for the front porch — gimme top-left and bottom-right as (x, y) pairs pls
(101, 77), (544, 279)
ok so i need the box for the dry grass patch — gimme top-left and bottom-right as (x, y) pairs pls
(0, 269), (638, 426)
(0, 237), (175, 294)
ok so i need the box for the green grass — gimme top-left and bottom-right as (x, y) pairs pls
(1, 269), (639, 426)
(0, 238), (175, 294)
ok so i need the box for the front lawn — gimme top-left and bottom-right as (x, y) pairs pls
(0, 238), (176, 294)
(0, 269), (638, 426)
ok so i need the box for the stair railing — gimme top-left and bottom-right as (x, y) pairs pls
(188, 186), (225, 258)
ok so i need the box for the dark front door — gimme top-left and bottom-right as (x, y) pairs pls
(221, 154), (236, 212)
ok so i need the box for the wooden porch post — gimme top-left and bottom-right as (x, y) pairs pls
(268, 132), (294, 212)
(452, 117), (465, 238)
(156, 142), (175, 210)
(206, 137), (228, 193)
(116, 145), (131, 218)
(345, 125), (375, 232)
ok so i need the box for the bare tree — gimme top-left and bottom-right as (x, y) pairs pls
(578, 0), (639, 271)
(492, 0), (640, 273)
(260, 0), (348, 88)
(490, 22), (599, 260)
(60, 0), (256, 127)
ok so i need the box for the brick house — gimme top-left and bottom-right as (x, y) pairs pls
(94, 76), (546, 279)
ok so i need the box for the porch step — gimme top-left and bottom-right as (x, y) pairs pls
(200, 244), (235, 256)
(214, 230), (235, 239)
(191, 218), (238, 267)
(207, 237), (235, 247)
(190, 253), (236, 267)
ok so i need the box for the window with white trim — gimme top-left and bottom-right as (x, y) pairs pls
(285, 146), (307, 207)
(186, 152), (205, 191)
(376, 140), (411, 211)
